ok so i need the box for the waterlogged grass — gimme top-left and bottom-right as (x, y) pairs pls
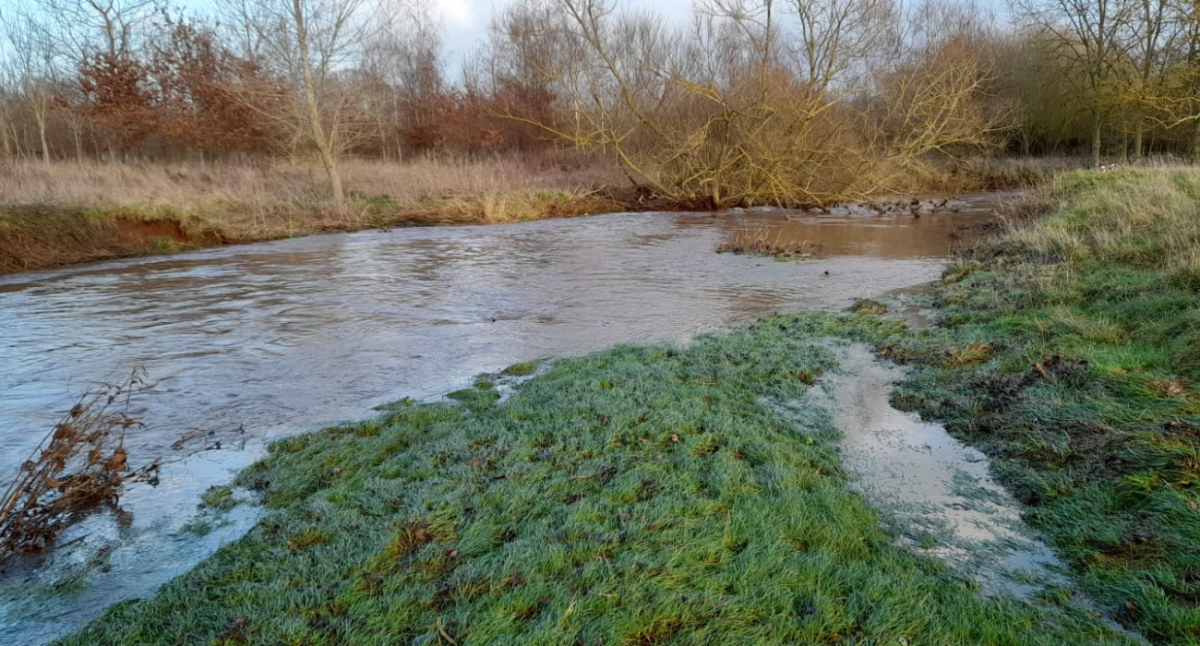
(59, 325), (1131, 645)
(818, 169), (1200, 645)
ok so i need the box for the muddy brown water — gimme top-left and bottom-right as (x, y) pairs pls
(0, 197), (1000, 644)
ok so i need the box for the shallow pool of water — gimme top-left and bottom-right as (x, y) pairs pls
(809, 343), (1067, 597)
(0, 197), (999, 644)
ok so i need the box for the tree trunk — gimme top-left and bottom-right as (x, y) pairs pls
(292, 0), (344, 204)
(1132, 128), (1143, 161)
(36, 112), (50, 166)
(12, 124), (24, 159)
(320, 147), (344, 203)
(0, 118), (10, 159)
(1091, 119), (1102, 169)
(1191, 119), (1200, 163)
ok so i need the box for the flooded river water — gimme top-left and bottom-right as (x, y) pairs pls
(0, 198), (998, 644)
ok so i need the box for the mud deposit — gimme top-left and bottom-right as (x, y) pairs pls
(0, 197), (998, 644)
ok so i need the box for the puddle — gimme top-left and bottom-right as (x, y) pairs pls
(804, 343), (1067, 597)
(796, 342), (1151, 643)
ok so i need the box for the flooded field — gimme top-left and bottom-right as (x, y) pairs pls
(0, 198), (1000, 644)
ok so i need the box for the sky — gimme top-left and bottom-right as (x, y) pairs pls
(424, 0), (1010, 71)
(429, 0), (695, 68)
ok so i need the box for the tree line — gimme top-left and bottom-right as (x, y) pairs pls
(1, 0), (1199, 204)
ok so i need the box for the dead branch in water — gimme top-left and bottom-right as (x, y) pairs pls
(717, 227), (823, 259)
(0, 369), (148, 561)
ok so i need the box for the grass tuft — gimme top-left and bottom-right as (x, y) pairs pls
(717, 227), (822, 259)
(501, 361), (538, 376)
(848, 298), (889, 315)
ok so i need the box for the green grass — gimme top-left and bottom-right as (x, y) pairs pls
(502, 361), (538, 376)
(58, 323), (1131, 645)
(199, 485), (236, 512)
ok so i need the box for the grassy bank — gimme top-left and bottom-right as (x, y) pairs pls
(820, 168), (1200, 644)
(0, 158), (623, 275)
(59, 326), (1134, 645)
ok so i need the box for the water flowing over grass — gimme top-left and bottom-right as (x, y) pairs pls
(59, 324), (1132, 645)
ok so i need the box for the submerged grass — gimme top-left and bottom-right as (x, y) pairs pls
(59, 324), (1132, 645)
(717, 227), (823, 260)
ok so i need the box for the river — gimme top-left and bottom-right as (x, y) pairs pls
(0, 198), (997, 644)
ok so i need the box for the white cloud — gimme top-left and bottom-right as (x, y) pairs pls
(434, 0), (477, 29)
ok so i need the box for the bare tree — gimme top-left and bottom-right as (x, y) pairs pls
(1, 4), (60, 164)
(1173, 0), (1200, 159)
(1014, 0), (1135, 167)
(787, 0), (895, 93)
(359, 1), (442, 159)
(0, 61), (15, 159)
(498, 0), (998, 206)
(31, 0), (156, 64)
(218, 0), (384, 202)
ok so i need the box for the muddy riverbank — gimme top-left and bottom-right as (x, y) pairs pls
(0, 191), (975, 276)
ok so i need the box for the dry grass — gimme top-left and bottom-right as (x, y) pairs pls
(996, 168), (1200, 277)
(717, 226), (823, 259)
(0, 154), (626, 273)
(0, 155), (612, 211)
(960, 156), (1088, 189)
